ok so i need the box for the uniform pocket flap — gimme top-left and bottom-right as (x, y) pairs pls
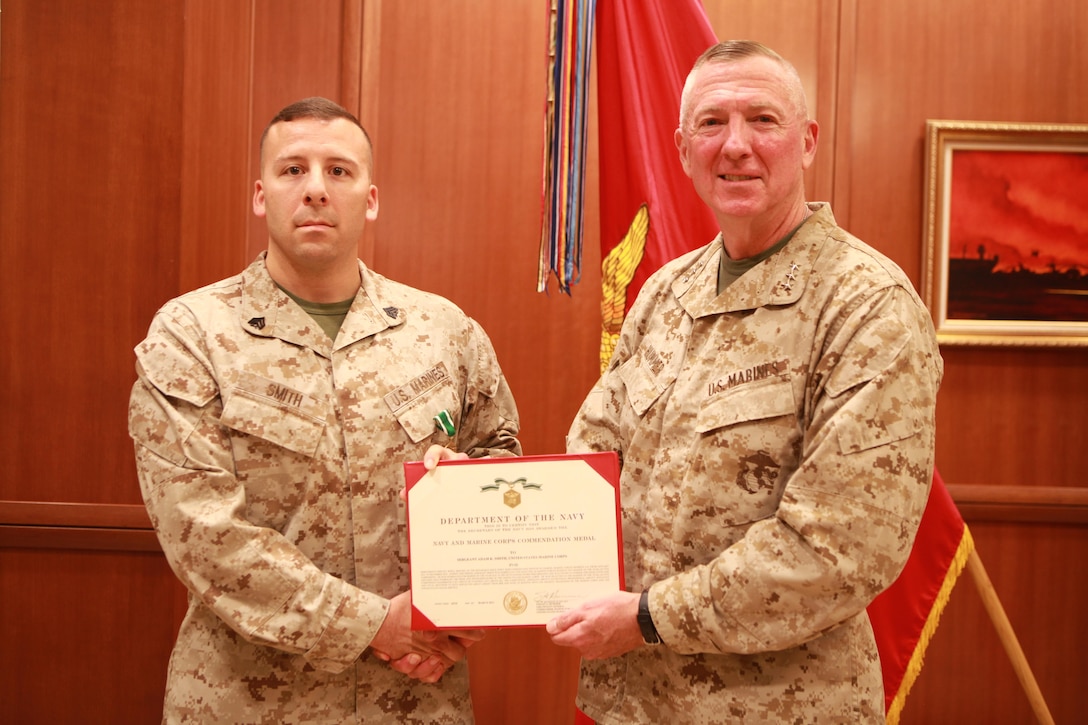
(389, 386), (462, 443)
(834, 375), (923, 454)
(618, 357), (669, 417)
(696, 377), (795, 433)
(135, 337), (217, 408)
(220, 374), (325, 457)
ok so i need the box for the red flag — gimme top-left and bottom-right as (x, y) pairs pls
(867, 469), (974, 723)
(595, 0), (718, 370)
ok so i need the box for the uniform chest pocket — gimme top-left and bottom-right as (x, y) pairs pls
(686, 376), (798, 529)
(696, 375), (796, 432)
(388, 384), (462, 443)
(220, 376), (326, 457)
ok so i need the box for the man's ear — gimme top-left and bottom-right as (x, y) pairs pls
(675, 127), (693, 178)
(801, 120), (819, 170)
(366, 184), (379, 221)
(253, 180), (266, 218)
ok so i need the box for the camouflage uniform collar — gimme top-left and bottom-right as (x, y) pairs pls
(239, 254), (405, 355)
(676, 203), (835, 317)
(336, 261), (407, 350)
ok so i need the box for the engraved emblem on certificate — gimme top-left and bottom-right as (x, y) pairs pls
(504, 591), (528, 615)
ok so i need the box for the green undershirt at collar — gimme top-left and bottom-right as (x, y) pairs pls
(278, 284), (354, 340)
(717, 217), (808, 295)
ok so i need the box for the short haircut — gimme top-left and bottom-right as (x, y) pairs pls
(259, 97), (373, 164)
(678, 40), (809, 130)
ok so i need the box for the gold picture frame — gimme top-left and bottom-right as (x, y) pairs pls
(921, 120), (1088, 346)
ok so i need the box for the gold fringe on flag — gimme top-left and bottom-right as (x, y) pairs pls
(885, 526), (975, 725)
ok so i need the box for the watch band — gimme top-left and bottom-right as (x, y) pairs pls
(637, 589), (661, 645)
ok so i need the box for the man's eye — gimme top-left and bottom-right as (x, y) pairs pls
(286, 166), (303, 176)
(331, 167), (346, 176)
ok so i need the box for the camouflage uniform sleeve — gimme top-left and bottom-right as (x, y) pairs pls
(129, 304), (385, 673)
(456, 318), (522, 459)
(654, 285), (942, 655)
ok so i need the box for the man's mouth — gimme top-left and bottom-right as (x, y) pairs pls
(720, 174), (758, 182)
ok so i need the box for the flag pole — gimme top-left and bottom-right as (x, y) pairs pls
(965, 550), (1054, 725)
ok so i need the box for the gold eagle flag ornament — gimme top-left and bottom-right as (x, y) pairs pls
(599, 204), (648, 372)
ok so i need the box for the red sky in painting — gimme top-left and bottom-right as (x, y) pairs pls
(948, 149), (1088, 273)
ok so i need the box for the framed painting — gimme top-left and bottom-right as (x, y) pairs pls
(921, 120), (1088, 346)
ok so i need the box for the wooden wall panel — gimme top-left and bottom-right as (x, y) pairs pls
(178, 0), (253, 293)
(368, 0), (602, 459)
(844, 0), (1088, 287)
(247, 0), (350, 262)
(0, 547), (188, 724)
(901, 521), (1088, 725)
(0, 0), (185, 505)
(843, 7), (1088, 484)
(1, 2), (218, 722)
(366, 4), (597, 720)
(841, 2), (1087, 722)
(937, 346), (1088, 487)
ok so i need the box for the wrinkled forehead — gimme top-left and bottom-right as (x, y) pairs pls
(261, 117), (373, 170)
(682, 55), (807, 124)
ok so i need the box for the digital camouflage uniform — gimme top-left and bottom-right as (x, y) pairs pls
(129, 254), (520, 724)
(569, 204), (942, 724)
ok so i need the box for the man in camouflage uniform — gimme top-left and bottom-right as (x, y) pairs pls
(129, 97), (520, 723)
(546, 41), (942, 723)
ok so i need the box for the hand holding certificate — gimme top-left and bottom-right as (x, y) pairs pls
(405, 452), (624, 629)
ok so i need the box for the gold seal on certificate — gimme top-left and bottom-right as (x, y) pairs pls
(404, 452), (624, 629)
(503, 591), (527, 615)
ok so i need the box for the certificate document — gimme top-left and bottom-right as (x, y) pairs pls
(404, 452), (623, 629)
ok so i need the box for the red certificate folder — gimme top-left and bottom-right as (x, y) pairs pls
(404, 451), (623, 629)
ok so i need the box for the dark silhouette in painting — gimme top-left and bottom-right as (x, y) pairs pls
(946, 149), (1088, 322)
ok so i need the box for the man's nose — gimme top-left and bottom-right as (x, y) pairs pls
(720, 121), (752, 157)
(304, 174), (328, 204)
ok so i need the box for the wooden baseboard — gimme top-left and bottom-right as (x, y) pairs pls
(947, 484), (1088, 525)
(0, 501), (159, 552)
(3, 483), (1087, 552)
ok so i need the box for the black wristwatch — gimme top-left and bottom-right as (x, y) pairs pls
(637, 590), (661, 645)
